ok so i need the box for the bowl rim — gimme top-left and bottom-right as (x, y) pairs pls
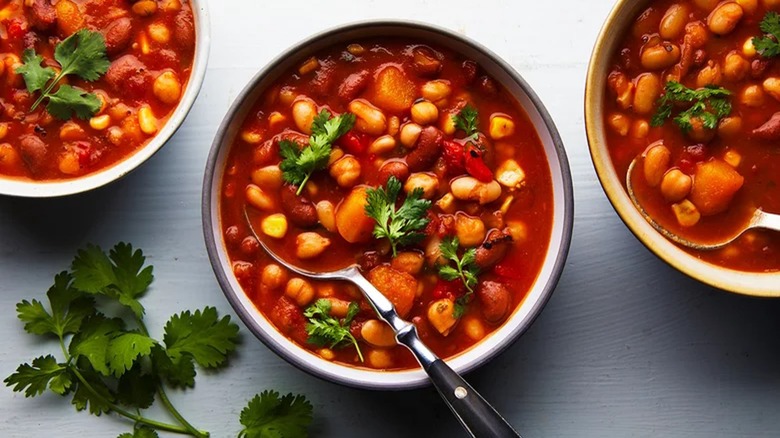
(584, 0), (780, 297)
(0, 0), (211, 198)
(203, 19), (574, 389)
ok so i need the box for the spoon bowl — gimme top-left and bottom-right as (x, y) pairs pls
(625, 157), (780, 250)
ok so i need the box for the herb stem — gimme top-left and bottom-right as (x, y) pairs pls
(157, 383), (210, 438)
(70, 367), (194, 435)
(30, 69), (64, 111)
(296, 173), (311, 196)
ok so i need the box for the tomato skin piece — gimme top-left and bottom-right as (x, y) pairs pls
(7, 18), (28, 40)
(339, 131), (369, 155)
(441, 140), (465, 174)
(432, 279), (464, 300)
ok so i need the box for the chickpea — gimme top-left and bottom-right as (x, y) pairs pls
(261, 264), (288, 289)
(763, 77), (780, 101)
(153, 71), (182, 105)
(361, 320), (397, 348)
(495, 159), (525, 188)
(489, 115), (515, 139)
(284, 278), (315, 307)
(696, 61), (722, 88)
(404, 172), (439, 199)
(631, 119), (650, 139)
(633, 73), (662, 115)
(322, 298), (352, 318)
(318, 348), (335, 361)
(368, 135), (396, 155)
(0, 143), (20, 168)
(506, 220), (529, 243)
(295, 232), (331, 259)
(148, 22), (171, 43)
(660, 4), (691, 39)
(643, 142), (671, 188)
(455, 213), (486, 247)
(741, 84), (765, 107)
(391, 252), (425, 275)
(315, 200), (337, 232)
(718, 116), (743, 137)
(349, 99), (386, 135)
(708, 3), (744, 35)
(245, 184), (274, 211)
(58, 152), (80, 175)
(410, 100), (439, 125)
(450, 177), (502, 204)
(367, 349), (393, 369)
(421, 80), (452, 102)
(640, 43), (681, 71)
(292, 98), (317, 134)
(686, 117), (716, 143)
(427, 299), (458, 336)
(685, 21), (710, 49)
(723, 52), (750, 81)
(607, 113), (631, 136)
(462, 316), (486, 341)
(399, 123), (422, 148)
(329, 155), (361, 188)
(672, 199), (701, 227)
(660, 169), (693, 202)
(132, 0), (157, 16)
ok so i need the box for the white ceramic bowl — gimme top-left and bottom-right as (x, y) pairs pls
(203, 21), (574, 389)
(0, 0), (210, 198)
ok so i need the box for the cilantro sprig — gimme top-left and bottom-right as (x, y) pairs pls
(651, 81), (731, 131)
(17, 29), (110, 119)
(280, 109), (356, 195)
(364, 176), (432, 257)
(452, 104), (479, 137)
(437, 236), (480, 318)
(304, 299), (363, 362)
(5, 243), (312, 438)
(753, 12), (780, 58)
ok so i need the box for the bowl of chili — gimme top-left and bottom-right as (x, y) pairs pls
(204, 20), (573, 389)
(585, 0), (780, 295)
(0, 0), (209, 197)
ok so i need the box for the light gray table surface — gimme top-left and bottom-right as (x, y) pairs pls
(2, 1), (780, 437)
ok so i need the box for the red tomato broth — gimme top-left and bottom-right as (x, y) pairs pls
(604, 0), (780, 272)
(0, 0), (195, 181)
(220, 38), (554, 370)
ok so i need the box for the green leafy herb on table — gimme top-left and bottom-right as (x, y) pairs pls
(437, 236), (480, 318)
(651, 81), (731, 131)
(280, 109), (356, 195)
(16, 29), (110, 119)
(753, 12), (780, 58)
(452, 104), (480, 137)
(4, 243), (313, 438)
(364, 176), (432, 257)
(304, 298), (363, 362)
(238, 390), (313, 438)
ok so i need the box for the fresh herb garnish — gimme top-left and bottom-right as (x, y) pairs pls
(753, 12), (780, 58)
(304, 299), (363, 362)
(452, 104), (479, 137)
(238, 390), (313, 438)
(437, 236), (480, 318)
(364, 176), (432, 257)
(651, 81), (731, 131)
(280, 109), (355, 195)
(17, 29), (110, 119)
(5, 243), (312, 438)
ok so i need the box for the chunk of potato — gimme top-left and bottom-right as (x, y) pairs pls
(367, 265), (417, 318)
(335, 187), (375, 243)
(689, 159), (744, 215)
(369, 66), (416, 113)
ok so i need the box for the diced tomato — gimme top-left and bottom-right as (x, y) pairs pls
(442, 140), (465, 174)
(423, 211), (440, 236)
(464, 143), (493, 182)
(432, 279), (464, 300)
(339, 130), (369, 155)
(494, 261), (523, 280)
(6, 18), (28, 41)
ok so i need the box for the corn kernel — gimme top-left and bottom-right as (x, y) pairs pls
(148, 22), (170, 43)
(261, 213), (288, 239)
(347, 44), (365, 56)
(743, 37), (756, 57)
(268, 112), (286, 130)
(724, 150), (742, 168)
(318, 348), (335, 361)
(436, 192), (456, 214)
(138, 105), (158, 135)
(506, 220), (528, 243)
(241, 130), (262, 144)
(153, 71), (182, 104)
(138, 32), (151, 55)
(672, 200), (701, 227)
(328, 147), (344, 166)
(496, 159), (525, 188)
(0, 143), (20, 168)
(500, 195), (515, 215)
(441, 112), (456, 135)
(89, 114), (111, 130)
(298, 57), (319, 75)
(489, 115), (515, 140)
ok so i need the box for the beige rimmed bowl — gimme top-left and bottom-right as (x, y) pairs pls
(585, 0), (780, 297)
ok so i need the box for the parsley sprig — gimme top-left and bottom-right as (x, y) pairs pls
(238, 390), (313, 438)
(364, 176), (432, 257)
(5, 243), (313, 438)
(280, 109), (355, 195)
(452, 104), (479, 137)
(753, 12), (780, 58)
(651, 81), (731, 131)
(17, 29), (110, 120)
(437, 236), (480, 318)
(304, 299), (363, 362)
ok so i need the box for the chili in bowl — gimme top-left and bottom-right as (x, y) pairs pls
(203, 21), (573, 389)
(586, 0), (780, 295)
(0, 0), (209, 197)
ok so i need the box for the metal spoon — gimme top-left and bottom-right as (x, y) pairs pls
(245, 209), (521, 438)
(626, 157), (780, 250)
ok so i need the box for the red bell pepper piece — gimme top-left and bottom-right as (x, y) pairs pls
(339, 130), (369, 155)
(464, 143), (493, 182)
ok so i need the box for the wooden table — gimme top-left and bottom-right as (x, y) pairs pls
(2, 1), (780, 436)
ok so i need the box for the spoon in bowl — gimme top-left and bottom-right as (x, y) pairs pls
(626, 157), (780, 250)
(245, 209), (521, 438)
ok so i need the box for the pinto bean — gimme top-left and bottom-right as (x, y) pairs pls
(405, 126), (442, 172)
(477, 281), (511, 324)
(30, 0), (56, 31)
(337, 70), (369, 102)
(19, 135), (47, 174)
(103, 18), (133, 55)
(752, 111), (780, 140)
(280, 184), (318, 228)
(377, 160), (409, 185)
(105, 55), (151, 97)
(474, 228), (513, 269)
(173, 10), (195, 48)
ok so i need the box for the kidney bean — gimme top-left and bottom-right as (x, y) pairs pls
(105, 55), (151, 97)
(280, 184), (318, 228)
(474, 228), (513, 269)
(173, 10), (195, 48)
(29, 0), (56, 31)
(405, 126), (442, 172)
(752, 112), (780, 140)
(461, 60), (477, 84)
(477, 281), (511, 324)
(337, 70), (369, 102)
(377, 160), (409, 185)
(103, 18), (133, 55)
(19, 134), (47, 174)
